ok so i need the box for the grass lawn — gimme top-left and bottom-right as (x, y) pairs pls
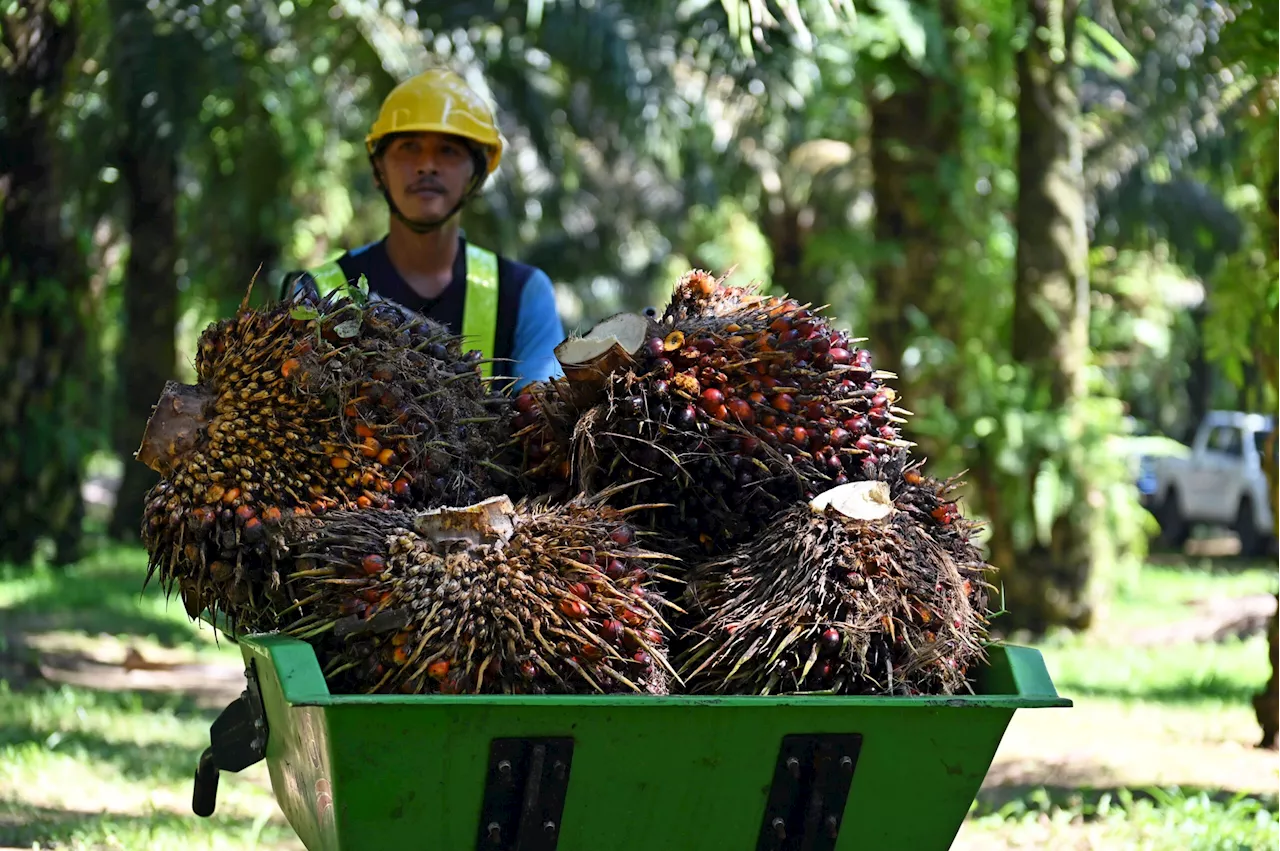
(1, 545), (1277, 850)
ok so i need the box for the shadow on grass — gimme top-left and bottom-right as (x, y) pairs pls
(0, 546), (209, 650)
(0, 718), (210, 786)
(1059, 673), (1262, 705)
(0, 802), (300, 849)
(1145, 547), (1280, 577)
(0, 683), (223, 785)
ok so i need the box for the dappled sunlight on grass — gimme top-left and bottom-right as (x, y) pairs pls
(956, 787), (1279, 851)
(1044, 635), (1269, 705)
(0, 679), (298, 849)
(0, 545), (235, 661)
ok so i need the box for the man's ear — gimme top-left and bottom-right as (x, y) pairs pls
(369, 154), (387, 192)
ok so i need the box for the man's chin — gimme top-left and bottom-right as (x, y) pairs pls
(396, 194), (457, 225)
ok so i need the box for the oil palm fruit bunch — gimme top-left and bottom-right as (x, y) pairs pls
(136, 284), (516, 633)
(678, 479), (993, 697)
(276, 490), (679, 696)
(513, 270), (912, 553)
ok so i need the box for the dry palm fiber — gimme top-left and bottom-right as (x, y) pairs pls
(136, 283), (516, 635)
(678, 476), (994, 697)
(276, 489), (680, 696)
(513, 269), (911, 553)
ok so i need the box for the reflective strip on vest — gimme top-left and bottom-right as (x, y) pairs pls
(309, 260), (350, 299)
(462, 242), (499, 379)
(304, 245), (500, 378)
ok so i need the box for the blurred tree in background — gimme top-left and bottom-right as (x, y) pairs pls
(0, 0), (1274, 643)
(0, 0), (99, 566)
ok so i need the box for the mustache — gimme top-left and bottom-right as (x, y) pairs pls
(408, 178), (446, 193)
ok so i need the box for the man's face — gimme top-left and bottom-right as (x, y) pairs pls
(377, 132), (477, 224)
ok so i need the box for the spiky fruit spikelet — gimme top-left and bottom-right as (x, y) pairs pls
(513, 270), (912, 552)
(678, 480), (994, 697)
(276, 491), (680, 696)
(136, 285), (516, 633)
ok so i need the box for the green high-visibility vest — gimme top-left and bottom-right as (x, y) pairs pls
(306, 242), (499, 379)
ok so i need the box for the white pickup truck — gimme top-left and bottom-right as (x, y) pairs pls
(1149, 410), (1277, 556)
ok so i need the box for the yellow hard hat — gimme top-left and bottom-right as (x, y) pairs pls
(365, 68), (503, 177)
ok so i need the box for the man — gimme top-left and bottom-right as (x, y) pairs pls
(285, 67), (564, 390)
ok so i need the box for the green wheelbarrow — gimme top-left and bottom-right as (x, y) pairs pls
(193, 634), (1070, 850)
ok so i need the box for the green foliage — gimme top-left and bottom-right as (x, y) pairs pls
(910, 340), (1154, 603)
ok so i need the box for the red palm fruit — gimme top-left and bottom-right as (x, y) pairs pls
(600, 619), (625, 643)
(559, 598), (589, 619)
(241, 517), (265, 543)
(617, 606), (645, 626)
(361, 554), (386, 575)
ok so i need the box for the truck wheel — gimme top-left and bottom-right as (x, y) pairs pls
(1157, 489), (1190, 550)
(1236, 498), (1266, 558)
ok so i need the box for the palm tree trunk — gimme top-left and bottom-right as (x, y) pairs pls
(865, 0), (962, 430)
(1249, 167), (1280, 752)
(993, 0), (1094, 633)
(0, 0), (95, 566)
(104, 0), (182, 540)
(107, 143), (180, 541)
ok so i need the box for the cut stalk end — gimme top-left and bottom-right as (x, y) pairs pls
(809, 480), (894, 522)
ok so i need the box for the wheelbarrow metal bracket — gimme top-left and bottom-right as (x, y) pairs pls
(192, 660), (270, 818)
(475, 736), (575, 851)
(756, 733), (864, 851)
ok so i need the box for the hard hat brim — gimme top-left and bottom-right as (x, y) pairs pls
(365, 123), (503, 175)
